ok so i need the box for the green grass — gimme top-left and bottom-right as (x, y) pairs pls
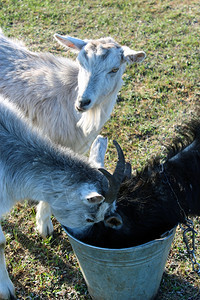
(0, 0), (200, 298)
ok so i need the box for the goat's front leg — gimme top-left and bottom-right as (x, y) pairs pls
(0, 224), (16, 299)
(89, 135), (108, 168)
(36, 201), (54, 238)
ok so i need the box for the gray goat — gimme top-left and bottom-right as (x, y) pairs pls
(0, 96), (125, 299)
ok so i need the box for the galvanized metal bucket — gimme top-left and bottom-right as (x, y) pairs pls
(64, 227), (176, 300)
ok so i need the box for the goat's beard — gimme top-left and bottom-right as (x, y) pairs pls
(77, 104), (104, 136)
(77, 87), (120, 136)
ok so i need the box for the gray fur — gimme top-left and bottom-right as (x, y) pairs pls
(0, 97), (110, 221)
(0, 97), (113, 299)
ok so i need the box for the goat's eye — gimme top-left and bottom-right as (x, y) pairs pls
(86, 218), (94, 223)
(109, 68), (119, 74)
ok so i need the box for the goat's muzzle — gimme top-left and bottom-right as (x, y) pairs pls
(76, 97), (92, 112)
(104, 212), (123, 229)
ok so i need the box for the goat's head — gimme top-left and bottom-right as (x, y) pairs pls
(51, 140), (125, 235)
(54, 34), (146, 112)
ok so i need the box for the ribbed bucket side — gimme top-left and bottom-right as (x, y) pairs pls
(66, 227), (176, 300)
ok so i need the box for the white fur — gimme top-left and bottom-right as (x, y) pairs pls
(36, 201), (54, 238)
(89, 135), (108, 168)
(0, 226), (15, 300)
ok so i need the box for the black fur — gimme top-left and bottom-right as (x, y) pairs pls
(75, 119), (200, 248)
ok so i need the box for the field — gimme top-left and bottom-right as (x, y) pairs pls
(0, 0), (200, 299)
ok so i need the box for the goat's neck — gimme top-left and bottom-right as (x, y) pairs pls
(157, 168), (189, 223)
(165, 141), (200, 217)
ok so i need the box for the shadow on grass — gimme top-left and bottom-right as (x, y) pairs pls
(156, 271), (200, 300)
(2, 220), (199, 299)
(2, 219), (90, 299)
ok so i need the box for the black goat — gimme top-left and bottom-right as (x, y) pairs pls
(67, 119), (200, 248)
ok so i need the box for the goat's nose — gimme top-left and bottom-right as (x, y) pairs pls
(76, 97), (91, 111)
(80, 98), (91, 108)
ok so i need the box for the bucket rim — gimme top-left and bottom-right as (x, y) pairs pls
(62, 225), (177, 252)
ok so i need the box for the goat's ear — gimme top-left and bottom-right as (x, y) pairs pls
(86, 192), (105, 205)
(104, 213), (123, 229)
(122, 46), (146, 64)
(54, 34), (87, 52)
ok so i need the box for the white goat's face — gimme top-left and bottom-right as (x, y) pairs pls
(50, 183), (114, 232)
(75, 44), (125, 112)
(54, 34), (146, 112)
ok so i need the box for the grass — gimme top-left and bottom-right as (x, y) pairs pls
(0, 0), (200, 298)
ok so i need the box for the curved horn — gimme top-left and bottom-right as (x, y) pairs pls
(99, 140), (125, 203)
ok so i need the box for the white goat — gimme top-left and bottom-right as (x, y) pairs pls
(0, 30), (146, 237)
(0, 96), (125, 299)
